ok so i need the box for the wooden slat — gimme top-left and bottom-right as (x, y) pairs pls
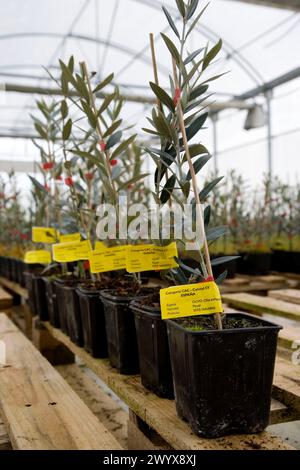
(0, 418), (11, 450)
(222, 293), (300, 320)
(56, 364), (128, 449)
(273, 356), (300, 414)
(0, 277), (28, 300)
(43, 321), (294, 450)
(269, 289), (300, 305)
(278, 327), (300, 350)
(0, 314), (121, 450)
(0, 288), (13, 310)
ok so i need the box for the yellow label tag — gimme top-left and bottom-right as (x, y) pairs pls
(126, 242), (178, 273)
(94, 241), (106, 250)
(89, 246), (127, 273)
(52, 240), (92, 262)
(24, 250), (51, 265)
(32, 227), (57, 244)
(59, 233), (81, 243)
(160, 281), (223, 320)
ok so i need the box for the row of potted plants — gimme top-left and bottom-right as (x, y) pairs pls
(0, 0), (282, 439)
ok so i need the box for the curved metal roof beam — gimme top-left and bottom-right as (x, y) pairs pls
(0, 32), (170, 76)
(129, 0), (264, 85)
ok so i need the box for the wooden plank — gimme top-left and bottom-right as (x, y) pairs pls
(222, 293), (300, 321)
(278, 327), (300, 350)
(128, 410), (172, 450)
(0, 418), (11, 450)
(56, 364), (127, 449)
(273, 356), (300, 414)
(269, 289), (300, 305)
(269, 398), (300, 425)
(43, 322), (294, 450)
(0, 277), (28, 300)
(0, 314), (121, 450)
(0, 288), (13, 310)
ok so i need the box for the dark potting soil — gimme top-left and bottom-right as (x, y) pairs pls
(80, 276), (144, 293)
(138, 292), (161, 310)
(175, 315), (263, 332)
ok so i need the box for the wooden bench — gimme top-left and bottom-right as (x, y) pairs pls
(42, 321), (295, 450)
(0, 288), (13, 311)
(221, 275), (296, 294)
(0, 277), (28, 301)
(269, 289), (300, 305)
(222, 292), (300, 321)
(0, 314), (122, 450)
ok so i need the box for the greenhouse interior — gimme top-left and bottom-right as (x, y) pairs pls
(0, 0), (299, 457)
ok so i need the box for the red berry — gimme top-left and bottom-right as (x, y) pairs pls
(110, 159), (118, 166)
(64, 177), (74, 187)
(43, 162), (54, 171)
(85, 173), (94, 181)
(100, 141), (106, 151)
(83, 260), (90, 271)
(55, 175), (62, 181)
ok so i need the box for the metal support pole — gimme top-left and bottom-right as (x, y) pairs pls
(211, 113), (219, 175)
(265, 90), (273, 179)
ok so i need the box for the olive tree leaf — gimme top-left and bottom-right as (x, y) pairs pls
(161, 33), (180, 64)
(162, 6), (180, 39)
(106, 130), (123, 149)
(63, 119), (72, 141)
(203, 39), (222, 71)
(150, 82), (175, 112)
(93, 73), (114, 94)
(199, 176), (224, 202)
(175, 0), (186, 18)
(186, 154), (212, 181)
(211, 255), (240, 266)
(160, 175), (177, 204)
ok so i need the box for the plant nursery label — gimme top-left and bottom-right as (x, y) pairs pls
(126, 243), (178, 273)
(160, 281), (223, 320)
(89, 246), (127, 273)
(32, 227), (57, 244)
(24, 250), (51, 265)
(94, 241), (106, 250)
(59, 232), (81, 243)
(52, 240), (92, 262)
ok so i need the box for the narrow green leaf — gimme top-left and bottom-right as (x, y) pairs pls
(185, 112), (208, 141)
(99, 93), (115, 114)
(160, 175), (176, 204)
(211, 255), (239, 267)
(93, 73), (114, 94)
(161, 33), (180, 64)
(63, 119), (72, 141)
(184, 48), (204, 65)
(203, 39), (222, 71)
(103, 119), (122, 138)
(106, 130), (122, 149)
(111, 135), (136, 159)
(189, 84), (209, 102)
(150, 82), (175, 112)
(206, 226), (229, 242)
(199, 176), (224, 202)
(162, 7), (180, 39)
(215, 270), (228, 285)
(204, 205), (211, 226)
(175, 0), (186, 18)
(118, 173), (149, 191)
(187, 0), (199, 20)
(61, 100), (68, 119)
(186, 154), (212, 181)
(186, 3), (209, 38)
(28, 175), (48, 195)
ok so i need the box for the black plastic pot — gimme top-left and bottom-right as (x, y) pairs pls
(131, 300), (174, 398)
(54, 280), (83, 346)
(24, 271), (36, 315)
(212, 254), (238, 280)
(43, 277), (60, 328)
(100, 289), (154, 374)
(32, 275), (49, 321)
(237, 252), (271, 275)
(76, 286), (108, 358)
(272, 250), (300, 274)
(167, 313), (281, 438)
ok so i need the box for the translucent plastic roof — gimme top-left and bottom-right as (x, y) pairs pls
(0, 0), (299, 185)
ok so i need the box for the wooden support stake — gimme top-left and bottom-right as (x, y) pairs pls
(172, 58), (222, 330)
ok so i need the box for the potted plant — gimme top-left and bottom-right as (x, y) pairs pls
(140, 0), (281, 438)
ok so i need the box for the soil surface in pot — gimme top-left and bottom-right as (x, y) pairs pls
(78, 276), (140, 293)
(176, 315), (263, 332)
